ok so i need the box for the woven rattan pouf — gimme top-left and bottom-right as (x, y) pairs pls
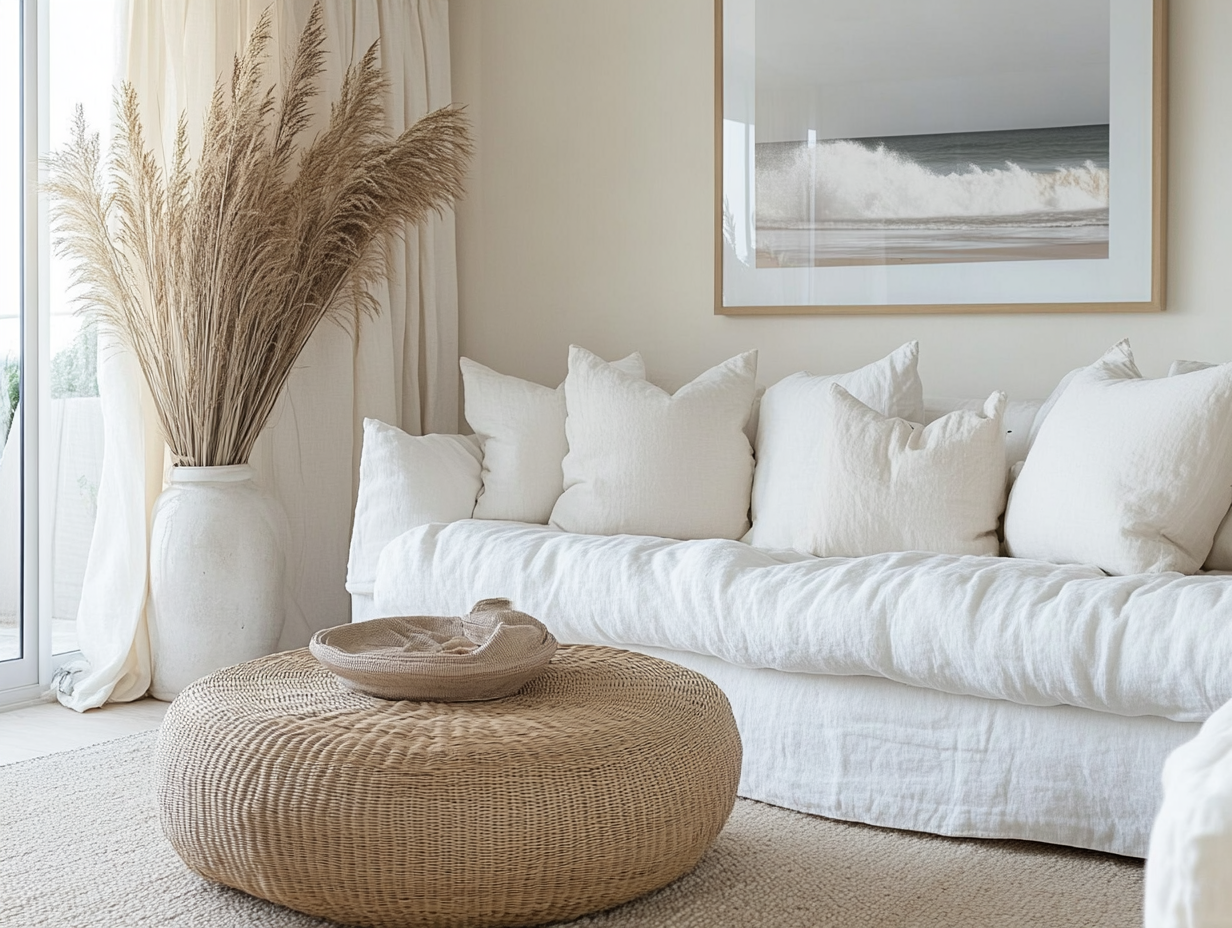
(156, 645), (742, 928)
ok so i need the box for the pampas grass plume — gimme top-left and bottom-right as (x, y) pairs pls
(45, 3), (472, 466)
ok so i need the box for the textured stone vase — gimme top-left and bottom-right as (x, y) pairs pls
(148, 464), (286, 701)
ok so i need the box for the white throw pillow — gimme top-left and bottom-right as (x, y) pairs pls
(746, 342), (924, 550)
(925, 396), (1040, 472)
(1005, 340), (1140, 488)
(1003, 342), (1232, 575)
(462, 353), (644, 524)
(345, 419), (482, 595)
(1026, 340), (1141, 449)
(550, 346), (758, 540)
(808, 386), (1007, 558)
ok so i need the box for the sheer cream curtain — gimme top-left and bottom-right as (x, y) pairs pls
(54, 0), (459, 710)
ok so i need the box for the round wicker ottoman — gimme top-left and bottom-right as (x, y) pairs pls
(155, 644), (742, 928)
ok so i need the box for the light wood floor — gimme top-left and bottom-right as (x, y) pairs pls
(0, 696), (168, 766)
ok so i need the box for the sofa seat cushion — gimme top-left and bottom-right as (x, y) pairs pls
(372, 520), (1232, 724)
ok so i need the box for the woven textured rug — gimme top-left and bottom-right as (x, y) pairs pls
(0, 731), (1143, 927)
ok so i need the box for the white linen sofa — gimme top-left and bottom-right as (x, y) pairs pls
(348, 396), (1225, 860)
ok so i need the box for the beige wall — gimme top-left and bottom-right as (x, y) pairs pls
(449, 0), (1232, 401)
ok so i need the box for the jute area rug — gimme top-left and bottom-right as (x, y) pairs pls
(0, 731), (1143, 928)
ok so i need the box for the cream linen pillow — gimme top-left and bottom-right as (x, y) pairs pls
(461, 352), (644, 523)
(550, 346), (758, 540)
(1003, 342), (1232, 575)
(1025, 339), (1140, 450)
(346, 419), (482, 595)
(808, 386), (1007, 558)
(1006, 340), (1140, 486)
(746, 342), (924, 550)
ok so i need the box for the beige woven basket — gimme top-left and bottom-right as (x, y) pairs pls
(156, 645), (742, 928)
(309, 597), (557, 701)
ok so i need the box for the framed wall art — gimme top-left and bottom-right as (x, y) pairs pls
(716, 0), (1168, 314)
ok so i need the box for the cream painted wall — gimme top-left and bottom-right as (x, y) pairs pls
(449, 0), (1232, 402)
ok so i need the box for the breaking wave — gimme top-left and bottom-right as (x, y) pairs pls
(756, 139), (1109, 227)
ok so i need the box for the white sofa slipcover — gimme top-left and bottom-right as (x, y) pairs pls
(350, 398), (1215, 858)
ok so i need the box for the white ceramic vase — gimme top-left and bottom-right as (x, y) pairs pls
(147, 464), (287, 701)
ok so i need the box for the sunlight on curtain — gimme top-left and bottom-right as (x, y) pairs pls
(39, 0), (115, 655)
(45, 0), (156, 710)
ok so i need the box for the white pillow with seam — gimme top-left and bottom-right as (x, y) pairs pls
(1004, 341), (1232, 575)
(1029, 350), (1232, 571)
(346, 419), (481, 595)
(462, 352), (644, 524)
(1025, 339), (1140, 450)
(746, 341), (924, 551)
(809, 385), (1007, 558)
(550, 346), (758, 540)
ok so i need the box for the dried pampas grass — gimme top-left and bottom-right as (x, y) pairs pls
(45, 3), (472, 466)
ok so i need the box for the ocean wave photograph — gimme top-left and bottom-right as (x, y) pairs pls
(754, 124), (1110, 267)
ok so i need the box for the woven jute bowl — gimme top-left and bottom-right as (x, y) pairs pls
(156, 645), (742, 928)
(308, 598), (558, 701)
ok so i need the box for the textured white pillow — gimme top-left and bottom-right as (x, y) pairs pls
(1004, 342), (1232, 575)
(346, 419), (482, 595)
(462, 353), (644, 523)
(746, 342), (924, 550)
(808, 386), (1007, 558)
(925, 397), (1040, 471)
(1026, 340), (1141, 449)
(550, 346), (758, 540)
(1004, 341), (1140, 488)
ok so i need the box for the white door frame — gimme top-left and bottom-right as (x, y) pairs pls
(0, 0), (83, 706)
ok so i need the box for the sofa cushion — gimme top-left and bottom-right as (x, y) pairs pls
(1004, 340), (1232, 575)
(808, 387), (1006, 558)
(550, 347), (758, 540)
(345, 420), (481, 595)
(747, 342), (924, 551)
(461, 352), (645, 524)
(372, 519), (1232, 724)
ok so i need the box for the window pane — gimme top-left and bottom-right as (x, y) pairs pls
(0, 0), (20, 662)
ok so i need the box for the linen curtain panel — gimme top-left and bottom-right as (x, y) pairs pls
(54, 0), (460, 711)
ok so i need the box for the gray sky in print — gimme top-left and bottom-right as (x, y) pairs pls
(755, 0), (1110, 143)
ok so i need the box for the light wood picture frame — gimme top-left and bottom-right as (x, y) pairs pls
(715, 0), (1168, 315)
